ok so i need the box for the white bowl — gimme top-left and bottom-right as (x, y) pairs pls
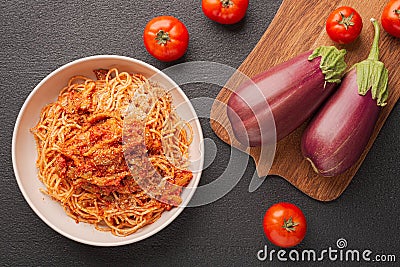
(12, 55), (204, 246)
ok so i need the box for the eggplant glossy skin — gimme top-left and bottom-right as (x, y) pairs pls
(301, 69), (380, 177)
(227, 51), (337, 147)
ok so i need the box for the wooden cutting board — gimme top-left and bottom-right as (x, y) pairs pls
(210, 0), (400, 201)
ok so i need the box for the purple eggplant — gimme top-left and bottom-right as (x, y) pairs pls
(227, 46), (347, 147)
(301, 19), (389, 177)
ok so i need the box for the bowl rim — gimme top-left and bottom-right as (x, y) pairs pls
(12, 55), (204, 246)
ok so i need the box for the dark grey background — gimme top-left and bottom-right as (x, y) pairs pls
(1, 1), (399, 266)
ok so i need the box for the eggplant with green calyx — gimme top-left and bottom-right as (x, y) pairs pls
(227, 46), (347, 147)
(301, 18), (389, 177)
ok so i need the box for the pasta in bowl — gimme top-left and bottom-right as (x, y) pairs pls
(12, 56), (203, 246)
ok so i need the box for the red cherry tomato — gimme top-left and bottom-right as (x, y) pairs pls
(143, 16), (189, 62)
(326, 6), (363, 44)
(263, 202), (307, 248)
(381, 0), (400, 38)
(202, 0), (249, 25)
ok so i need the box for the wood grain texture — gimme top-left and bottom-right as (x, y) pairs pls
(210, 0), (400, 201)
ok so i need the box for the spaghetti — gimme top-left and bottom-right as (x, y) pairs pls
(31, 68), (193, 236)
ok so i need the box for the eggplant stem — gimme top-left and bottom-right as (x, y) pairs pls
(354, 18), (389, 106)
(368, 18), (380, 61)
(308, 46), (347, 84)
(220, 0), (233, 8)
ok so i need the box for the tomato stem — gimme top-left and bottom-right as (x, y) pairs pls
(338, 12), (355, 30)
(282, 217), (299, 232)
(155, 30), (170, 45)
(220, 0), (233, 8)
(395, 9), (400, 16)
(367, 18), (380, 61)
